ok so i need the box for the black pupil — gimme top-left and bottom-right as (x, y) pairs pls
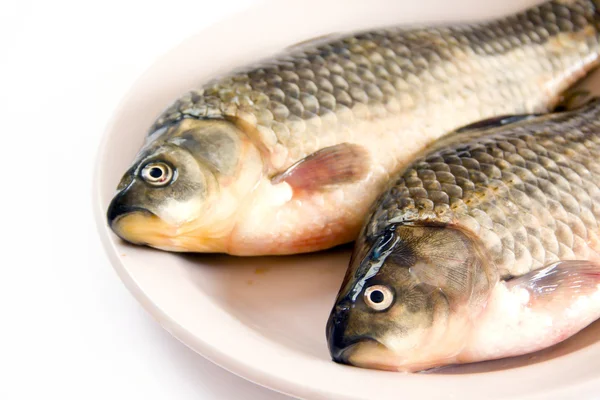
(149, 167), (163, 179)
(370, 290), (384, 304)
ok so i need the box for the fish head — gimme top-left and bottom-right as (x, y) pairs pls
(326, 224), (495, 372)
(106, 118), (263, 252)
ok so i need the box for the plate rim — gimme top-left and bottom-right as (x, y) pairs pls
(91, 2), (600, 398)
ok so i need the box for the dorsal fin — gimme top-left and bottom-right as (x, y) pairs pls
(285, 32), (340, 51)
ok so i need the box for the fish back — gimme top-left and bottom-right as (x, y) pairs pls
(365, 99), (600, 279)
(149, 1), (600, 174)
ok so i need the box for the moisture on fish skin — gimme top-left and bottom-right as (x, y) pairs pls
(150, 0), (600, 172)
(365, 99), (600, 280)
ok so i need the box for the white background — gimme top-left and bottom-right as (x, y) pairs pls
(7, 1), (592, 399)
(0, 0), (289, 398)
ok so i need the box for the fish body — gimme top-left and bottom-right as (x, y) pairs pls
(327, 99), (600, 372)
(108, 0), (600, 255)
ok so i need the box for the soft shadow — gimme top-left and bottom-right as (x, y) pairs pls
(182, 245), (352, 360)
(182, 246), (600, 375)
(138, 310), (292, 399)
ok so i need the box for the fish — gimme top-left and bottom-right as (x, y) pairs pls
(107, 0), (600, 256)
(326, 98), (600, 372)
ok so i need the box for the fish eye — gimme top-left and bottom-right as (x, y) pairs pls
(141, 162), (174, 186)
(364, 285), (394, 311)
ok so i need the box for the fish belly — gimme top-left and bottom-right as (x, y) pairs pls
(460, 277), (600, 363)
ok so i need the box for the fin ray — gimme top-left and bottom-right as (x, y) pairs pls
(506, 260), (600, 304)
(271, 143), (370, 191)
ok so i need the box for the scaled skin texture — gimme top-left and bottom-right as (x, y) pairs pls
(327, 99), (600, 371)
(108, 0), (600, 255)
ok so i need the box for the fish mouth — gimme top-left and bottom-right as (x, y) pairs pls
(106, 194), (167, 247)
(342, 340), (411, 372)
(106, 194), (225, 253)
(107, 209), (188, 252)
(327, 312), (452, 372)
(331, 339), (389, 366)
(326, 305), (420, 372)
(326, 304), (390, 368)
(107, 204), (154, 230)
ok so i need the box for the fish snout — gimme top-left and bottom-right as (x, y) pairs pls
(327, 303), (350, 361)
(327, 302), (393, 368)
(106, 189), (160, 246)
(332, 304), (350, 326)
(106, 191), (153, 227)
(327, 303), (361, 364)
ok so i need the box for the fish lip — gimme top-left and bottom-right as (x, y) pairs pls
(106, 194), (157, 242)
(330, 337), (382, 365)
(326, 303), (382, 365)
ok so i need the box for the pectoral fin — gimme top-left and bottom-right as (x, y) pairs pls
(507, 260), (600, 305)
(271, 143), (370, 191)
(460, 260), (600, 364)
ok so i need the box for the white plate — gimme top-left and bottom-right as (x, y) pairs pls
(93, 1), (600, 398)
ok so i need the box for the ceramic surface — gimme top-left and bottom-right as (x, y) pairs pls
(94, 1), (600, 398)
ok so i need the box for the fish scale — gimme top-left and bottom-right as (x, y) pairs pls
(326, 100), (600, 372)
(109, 0), (600, 256)
(365, 100), (600, 279)
(151, 0), (600, 173)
